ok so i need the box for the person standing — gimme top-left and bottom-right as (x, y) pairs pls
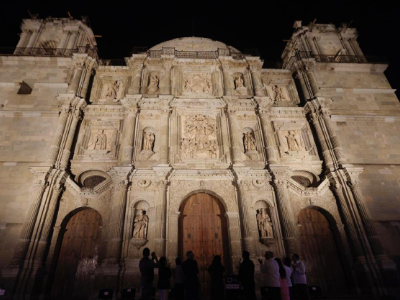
(292, 254), (310, 300)
(139, 248), (158, 300)
(208, 255), (225, 300)
(239, 251), (256, 300)
(158, 257), (172, 300)
(174, 257), (185, 300)
(283, 257), (293, 300)
(258, 251), (281, 300)
(182, 251), (200, 300)
(275, 258), (289, 300)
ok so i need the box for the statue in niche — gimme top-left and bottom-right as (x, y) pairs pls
(243, 131), (257, 152)
(93, 130), (107, 150)
(103, 80), (122, 101)
(285, 130), (303, 151)
(256, 208), (274, 238)
(143, 131), (155, 151)
(272, 85), (285, 102)
(133, 209), (149, 239)
(147, 72), (159, 94)
(234, 73), (247, 95)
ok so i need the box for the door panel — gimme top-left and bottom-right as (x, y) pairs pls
(179, 193), (230, 298)
(298, 208), (347, 295)
(52, 209), (102, 300)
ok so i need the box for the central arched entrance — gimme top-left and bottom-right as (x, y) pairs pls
(298, 208), (348, 296)
(179, 192), (230, 298)
(51, 209), (102, 300)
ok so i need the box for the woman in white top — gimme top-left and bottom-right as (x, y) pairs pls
(283, 257), (293, 300)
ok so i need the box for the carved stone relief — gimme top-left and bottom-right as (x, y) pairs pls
(242, 128), (259, 160)
(132, 209), (149, 239)
(86, 129), (114, 153)
(182, 73), (212, 95)
(101, 80), (124, 102)
(139, 127), (156, 161)
(180, 114), (218, 159)
(147, 72), (159, 94)
(256, 208), (274, 238)
(271, 85), (288, 102)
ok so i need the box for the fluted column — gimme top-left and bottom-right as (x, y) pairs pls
(120, 106), (138, 164)
(308, 112), (334, 167)
(80, 60), (96, 98)
(221, 63), (233, 96)
(249, 65), (264, 96)
(295, 71), (310, 100)
(273, 175), (297, 254)
(320, 110), (346, 165)
(66, 30), (78, 50)
(105, 178), (129, 264)
(160, 61), (172, 94)
(60, 101), (85, 169)
(258, 108), (278, 163)
(35, 184), (63, 263)
(67, 63), (84, 94)
(47, 104), (70, 165)
(128, 63), (144, 94)
(305, 65), (320, 97)
(9, 177), (48, 266)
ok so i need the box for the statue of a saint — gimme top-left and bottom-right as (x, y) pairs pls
(133, 209), (149, 239)
(257, 208), (273, 238)
(272, 85), (284, 102)
(143, 131), (155, 151)
(285, 130), (302, 151)
(147, 73), (159, 94)
(243, 131), (257, 152)
(94, 130), (107, 150)
(234, 73), (247, 95)
(103, 80), (122, 101)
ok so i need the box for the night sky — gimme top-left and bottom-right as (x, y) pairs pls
(1, 0), (399, 95)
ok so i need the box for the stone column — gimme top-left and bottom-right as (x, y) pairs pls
(258, 113), (278, 164)
(320, 110), (346, 165)
(120, 106), (138, 164)
(105, 179), (129, 264)
(159, 109), (171, 165)
(295, 71), (310, 100)
(60, 101), (85, 169)
(160, 61), (172, 94)
(15, 30), (30, 53)
(80, 60), (95, 99)
(308, 112), (334, 167)
(221, 64), (233, 96)
(154, 180), (168, 256)
(9, 176), (48, 266)
(249, 65), (264, 97)
(227, 109), (245, 164)
(47, 104), (71, 165)
(26, 30), (38, 49)
(66, 30), (78, 50)
(67, 61), (84, 94)
(35, 184), (63, 263)
(273, 177), (297, 255)
(305, 65), (320, 97)
(128, 63), (144, 94)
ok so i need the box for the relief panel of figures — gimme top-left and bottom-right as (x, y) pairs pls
(261, 73), (300, 106)
(90, 74), (130, 104)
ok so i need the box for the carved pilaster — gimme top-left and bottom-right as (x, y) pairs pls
(160, 60), (173, 94)
(305, 65), (320, 97)
(47, 103), (70, 164)
(249, 63), (264, 97)
(221, 63), (233, 96)
(257, 109), (278, 164)
(159, 108), (171, 164)
(321, 109), (346, 165)
(308, 112), (333, 167)
(226, 109), (245, 164)
(295, 71), (310, 100)
(120, 100), (139, 164)
(128, 62), (144, 94)
(67, 54), (86, 94)
(80, 59), (96, 99)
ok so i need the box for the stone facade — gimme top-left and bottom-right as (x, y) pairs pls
(0, 17), (399, 299)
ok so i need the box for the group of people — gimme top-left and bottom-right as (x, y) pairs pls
(139, 247), (309, 300)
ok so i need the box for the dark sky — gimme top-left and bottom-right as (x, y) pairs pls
(1, 0), (400, 94)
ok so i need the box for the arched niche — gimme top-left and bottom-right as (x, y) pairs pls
(78, 170), (111, 188)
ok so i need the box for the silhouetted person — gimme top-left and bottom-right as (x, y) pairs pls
(275, 258), (289, 300)
(174, 257), (185, 300)
(182, 251), (200, 300)
(292, 254), (310, 300)
(259, 251), (281, 300)
(283, 257), (293, 300)
(208, 255), (225, 300)
(239, 251), (256, 300)
(158, 257), (172, 300)
(139, 248), (158, 300)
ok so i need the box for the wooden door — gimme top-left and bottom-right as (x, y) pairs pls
(51, 209), (102, 300)
(179, 193), (230, 298)
(298, 208), (347, 295)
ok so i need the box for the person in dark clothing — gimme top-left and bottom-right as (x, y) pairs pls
(173, 257), (185, 300)
(239, 251), (256, 300)
(182, 251), (200, 300)
(158, 257), (172, 300)
(208, 255), (225, 300)
(139, 248), (158, 300)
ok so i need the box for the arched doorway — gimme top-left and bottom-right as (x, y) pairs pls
(298, 208), (348, 295)
(179, 192), (230, 298)
(51, 209), (102, 300)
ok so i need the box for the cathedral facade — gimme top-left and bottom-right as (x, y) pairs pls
(0, 17), (399, 299)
